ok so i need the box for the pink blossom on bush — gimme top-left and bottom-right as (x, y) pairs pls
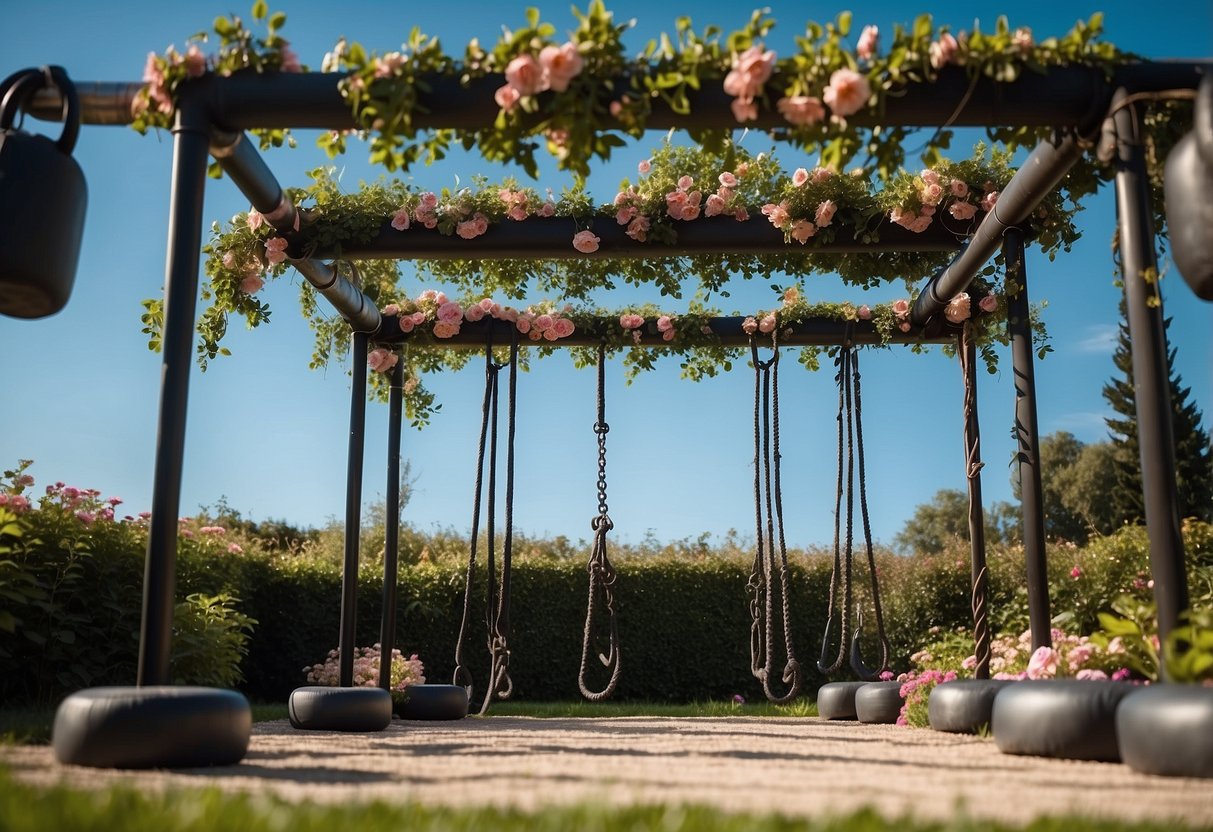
(758, 313), (777, 333)
(504, 54), (545, 96)
(539, 42), (583, 92)
(857, 305), (871, 320)
(815, 200), (837, 227)
(1076, 668), (1108, 681)
(790, 220), (817, 243)
(464, 304), (485, 322)
(823, 68), (871, 117)
(638, 159), (651, 174)
(572, 230), (601, 253)
(264, 237), (289, 264)
(619, 313), (645, 330)
(374, 52), (406, 78)
(227, 543), (243, 554)
(533, 313), (554, 332)
(776, 95), (825, 126)
(553, 317), (575, 338)
(949, 178), (969, 198)
(948, 200), (978, 221)
(432, 320), (459, 338)
(1027, 646), (1060, 679)
(515, 316), (531, 334)
(539, 201), (556, 217)
(981, 190), (999, 213)
(742, 316), (758, 335)
(381, 303), (400, 317)
(1012, 27), (1034, 54)
(436, 301), (464, 324)
(494, 84), (520, 111)
(930, 32), (959, 69)
(857, 25), (879, 60)
(367, 348), (399, 374)
(723, 44), (776, 101)
(183, 44), (207, 78)
(240, 274), (265, 295)
(719, 172), (738, 188)
(391, 208), (411, 231)
(626, 215), (650, 241)
(761, 202), (790, 228)
(899, 321), (912, 332)
(1070, 565), (1083, 579)
(247, 210), (265, 231)
(704, 194), (726, 217)
(792, 168), (810, 187)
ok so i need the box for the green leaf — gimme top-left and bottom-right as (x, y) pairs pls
(251, 0), (268, 22)
(269, 11), (286, 31)
(837, 11), (852, 37)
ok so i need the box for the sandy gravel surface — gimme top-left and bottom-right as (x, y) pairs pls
(5, 717), (1213, 825)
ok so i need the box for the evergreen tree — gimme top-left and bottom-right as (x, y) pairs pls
(1103, 299), (1213, 524)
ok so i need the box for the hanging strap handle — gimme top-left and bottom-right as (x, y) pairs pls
(818, 343), (854, 675)
(579, 343), (621, 701)
(0, 66), (80, 154)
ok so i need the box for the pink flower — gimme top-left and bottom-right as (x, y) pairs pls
(776, 95), (826, 127)
(949, 179), (969, 198)
(1026, 646), (1059, 679)
(533, 313), (554, 332)
(437, 301), (464, 324)
(981, 190), (999, 213)
(247, 210), (265, 231)
(638, 159), (651, 174)
(811, 167), (834, 184)
(625, 215), (650, 241)
(505, 54), (545, 96)
(656, 315), (673, 333)
(464, 304), (485, 322)
(572, 230), (600, 253)
(948, 200), (977, 221)
(857, 305), (871, 320)
(1070, 565), (1083, 579)
(553, 317), (575, 338)
(494, 84), (521, 111)
(264, 237), (289, 265)
(479, 298), (495, 313)
(539, 201), (556, 217)
(661, 329), (675, 342)
(456, 213), (489, 239)
(419, 192), (438, 210)
(183, 44), (207, 78)
(734, 208), (750, 222)
(374, 52), (406, 78)
(1111, 668), (1132, 681)
(857, 25), (879, 60)
(909, 215), (933, 233)
(367, 348), (398, 374)
(723, 44), (776, 101)
(782, 286), (800, 305)
(730, 97), (757, 123)
(391, 208), (411, 231)
(792, 168), (810, 187)
(619, 313), (645, 330)
(920, 182), (945, 206)
(1076, 669), (1108, 681)
(719, 172), (738, 188)
(930, 33), (958, 69)
(1012, 27), (1034, 55)
(944, 293), (971, 323)
(240, 274), (264, 295)
(921, 169), (941, 186)
(411, 311), (427, 326)
(761, 202), (790, 228)
(899, 320), (912, 333)
(704, 194), (726, 217)
(516, 316), (531, 334)
(539, 42), (583, 93)
(814, 200), (837, 227)
(432, 320), (460, 339)
(280, 43), (302, 73)
(823, 68), (871, 117)
(381, 304), (400, 317)
(758, 313), (777, 333)
(790, 220), (817, 244)
(76, 511), (96, 525)
(227, 543), (243, 554)
(677, 175), (694, 191)
(399, 317), (415, 333)
(742, 316), (758, 334)
(892, 299), (910, 317)
(978, 293), (998, 313)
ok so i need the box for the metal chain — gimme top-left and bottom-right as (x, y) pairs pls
(579, 343), (621, 700)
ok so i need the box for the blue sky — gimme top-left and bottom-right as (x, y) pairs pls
(2, 1), (1210, 549)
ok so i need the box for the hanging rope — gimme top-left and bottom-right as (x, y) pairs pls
(579, 343), (621, 700)
(818, 337), (890, 680)
(452, 329), (519, 714)
(959, 323), (992, 679)
(746, 334), (802, 704)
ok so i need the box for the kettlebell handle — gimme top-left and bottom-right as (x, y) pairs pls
(0, 65), (80, 155)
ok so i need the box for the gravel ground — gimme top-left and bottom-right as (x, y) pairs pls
(4, 716), (1213, 825)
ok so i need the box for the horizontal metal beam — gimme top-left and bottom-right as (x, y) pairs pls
(374, 315), (971, 348)
(305, 214), (967, 261)
(27, 63), (1209, 131)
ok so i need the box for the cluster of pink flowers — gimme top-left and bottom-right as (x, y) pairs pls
(612, 185), (651, 242)
(305, 644), (426, 692)
(890, 170), (1000, 233)
(723, 44), (777, 122)
(498, 188), (555, 223)
(618, 312), (676, 344)
(494, 42), (585, 111)
(136, 45), (206, 117)
(955, 628), (1132, 681)
(0, 493), (31, 514)
(222, 250), (265, 296)
(760, 168), (837, 244)
(896, 668), (958, 726)
(41, 482), (122, 525)
(377, 292), (577, 350)
(367, 347), (399, 375)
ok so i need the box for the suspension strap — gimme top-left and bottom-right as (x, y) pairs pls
(747, 334), (802, 704)
(818, 343), (853, 675)
(579, 343), (621, 700)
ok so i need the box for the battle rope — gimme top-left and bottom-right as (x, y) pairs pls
(959, 323), (992, 679)
(818, 339), (890, 680)
(746, 334), (802, 704)
(578, 343), (622, 700)
(452, 329), (519, 714)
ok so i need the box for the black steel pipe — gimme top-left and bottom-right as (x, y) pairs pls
(313, 214), (966, 262)
(959, 328), (991, 680)
(1004, 227), (1052, 651)
(291, 258), (381, 334)
(372, 314), (974, 348)
(338, 330), (370, 688)
(910, 130), (1087, 326)
(136, 92), (211, 686)
(377, 358), (404, 691)
(1112, 90), (1189, 676)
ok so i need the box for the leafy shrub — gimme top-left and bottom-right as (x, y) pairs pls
(171, 592), (256, 688)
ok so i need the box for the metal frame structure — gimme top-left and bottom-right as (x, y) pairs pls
(29, 60), (1206, 687)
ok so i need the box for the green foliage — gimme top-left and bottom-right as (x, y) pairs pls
(893, 489), (1017, 555)
(171, 592), (256, 688)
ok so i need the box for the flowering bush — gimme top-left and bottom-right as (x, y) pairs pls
(305, 644), (426, 695)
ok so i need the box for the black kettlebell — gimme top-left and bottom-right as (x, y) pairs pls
(1164, 73), (1213, 301)
(0, 65), (88, 318)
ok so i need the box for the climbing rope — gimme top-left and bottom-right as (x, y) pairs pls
(818, 338), (890, 680)
(746, 334), (802, 704)
(578, 343), (621, 700)
(452, 329), (519, 714)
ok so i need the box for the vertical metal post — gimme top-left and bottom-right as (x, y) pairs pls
(960, 327), (991, 679)
(1004, 227), (1052, 650)
(137, 93), (210, 687)
(339, 331), (369, 687)
(378, 357), (404, 691)
(1112, 90), (1189, 675)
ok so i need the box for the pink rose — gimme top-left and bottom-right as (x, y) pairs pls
(680, 202), (701, 222)
(730, 97), (757, 123)
(391, 208), (411, 231)
(723, 45), (776, 101)
(857, 25), (879, 61)
(978, 293), (998, 313)
(776, 95), (825, 127)
(814, 200), (837, 227)
(375, 52), (406, 78)
(1012, 27), (1034, 55)
(247, 210), (265, 231)
(949, 179), (969, 198)
(665, 190), (688, 219)
(539, 42), (584, 92)
(367, 348), (397, 373)
(381, 303), (400, 317)
(742, 316), (758, 335)
(790, 220), (817, 244)
(516, 316), (531, 334)
(626, 216), (650, 241)
(656, 315), (673, 333)
(1070, 565), (1082, 579)
(811, 167), (833, 184)
(677, 175), (694, 191)
(456, 218), (482, 239)
(944, 293), (971, 323)
(222, 251), (237, 269)
(464, 304), (485, 322)
(857, 305), (871, 320)
(704, 194), (726, 217)
(533, 313), (554, 332)
(419, 192), (438, 210)
(541, 327), (559, 341)
(479, 298), (494, 312)
(1026, 646), (1059, 679)
(930, 33), (958, 69)
(505, 54), (545, 96)
(948, 200), (978, 221)
(719, 172), (738, 188)
(184, 44), (207, 78)
(264, 237), (289, 264)
(553, 317), (575, 338)
(823, 68), (871, 118)
(792, 168), (810, 187)
(892, 299), (910, 317)
(920, 182), (944, 206)
(921, 169), (941, 186)
(572, 230), (600, 253)
(638, 159), (651, 174)
(619, 313), (644, 330)
(529, 329), (543, 342)
(758, 314), (777, 333)
(761, 202), (790, 229)
(414, 207), (437, 229)
(661, 329), (675, 342)
(411, 311), (427, 326)
(899, 321), (912, 333)
(981, 190), (999, 213)
(1076, 669), (1108, 681)
(734, 208), (750, 222)
(508, 204), (528, 222)
(399, 317), (415, 333)
(782, 287), (799, 305)
(280, 44), (302, 73)
(539, 201), (556, 217)
(240, 274), (264, 295)
(494, 84), (521, 111)
(909, 215), (933, 233)
(437, 301), (464, 324)
(433, 320), (460, 339)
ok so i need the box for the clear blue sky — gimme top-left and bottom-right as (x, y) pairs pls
(2, 1), (1210, 550)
